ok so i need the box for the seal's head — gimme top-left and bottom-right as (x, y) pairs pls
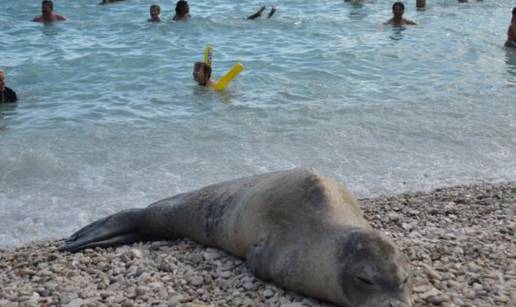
(337, 229), (412, 307)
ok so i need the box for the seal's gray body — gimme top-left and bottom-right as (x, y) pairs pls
(63, 169), (412, 307)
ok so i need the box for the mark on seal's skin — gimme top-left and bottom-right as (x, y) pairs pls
(205, 193), (232, 241)
(304, 175), (328, 209)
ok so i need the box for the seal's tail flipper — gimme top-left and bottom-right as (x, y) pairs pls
(60, 209), (147, 253)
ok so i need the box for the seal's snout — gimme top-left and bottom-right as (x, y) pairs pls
(336, 229), (413, 307)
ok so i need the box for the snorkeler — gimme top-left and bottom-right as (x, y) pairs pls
(385, 2), (416, 26)
(0, 69), (18, 104)
(173, 0), (191, 21)
(148, 4), (161, 22)
(505, 7), (516, 48)
(193, 62), (214, 87)
(247, 5), (276, 20)
(32, 0), (67, 23)
(99, 0), (125, 4)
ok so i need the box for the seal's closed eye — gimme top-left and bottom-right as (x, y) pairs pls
(356, 276), (374, 286)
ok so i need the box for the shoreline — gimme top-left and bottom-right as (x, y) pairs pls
(1, 182), (514, 307)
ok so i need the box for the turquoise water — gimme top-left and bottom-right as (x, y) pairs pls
(1, 0), (515, 246)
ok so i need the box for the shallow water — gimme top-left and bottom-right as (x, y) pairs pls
(1, 0), (515, 247)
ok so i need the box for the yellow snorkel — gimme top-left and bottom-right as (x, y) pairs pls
(203, 45), (244, 91)
(204, 44), (213, 67)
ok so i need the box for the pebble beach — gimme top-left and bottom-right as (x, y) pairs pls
(1, 182), (514, 307)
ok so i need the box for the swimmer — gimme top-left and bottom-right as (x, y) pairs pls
(148, 4), (161, 22)
(247, 5), (276, 20)
(173, 0), (190, 21)
(416, 0), (425, 10)
(385, 2), (416, 26)
(32, 0), (67, 23)
(0, 69), (18, 104)
(193, 62), (214, 87)
(505, 7), (516, 48)
(99, 0), (125, 4)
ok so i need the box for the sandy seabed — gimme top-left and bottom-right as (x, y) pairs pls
(1, 182), (514, 307)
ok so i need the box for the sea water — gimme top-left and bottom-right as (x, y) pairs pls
(0, 0), (515, 247)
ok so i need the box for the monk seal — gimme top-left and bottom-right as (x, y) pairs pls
(61, 168), (413, 307)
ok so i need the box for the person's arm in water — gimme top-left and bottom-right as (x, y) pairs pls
(99, 0), (125, 5)
(247, 6), (266, 20)
(267, 5), (276, 18)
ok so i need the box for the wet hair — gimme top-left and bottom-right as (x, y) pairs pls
(175, 0), (189, 16)
(150, 4), (160, 13)
(392, 2), (405, 11)
(42, 0), (53, 10)
(194, 62), (212, 85)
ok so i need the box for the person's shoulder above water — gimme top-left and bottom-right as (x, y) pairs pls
(32, 0), (67, 23)
(0, 69), (18, 104)
(173, 0), (190, 21)
(99, 0), (125, 5)
(32, 13), (67, 22)
(384, 17), (417, 26)
(2, 87), (18, 104)
(385, 1), (417, 26)
(505, 7), (516, 48)
(53, 13), (67, 20)
(32, 16), (45, 22)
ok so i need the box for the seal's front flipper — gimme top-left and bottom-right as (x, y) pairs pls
(246, 241), (277, 281)
(60, 209), (146, 253)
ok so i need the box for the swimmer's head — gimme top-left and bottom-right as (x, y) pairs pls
(175, 0), (189, 17)
(150, 4), (161, 19)
(392, 2), (405, 16)
(42, 0), (53, 15)
(0, 69), (5, 91)
(193, 62), (212, 86)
